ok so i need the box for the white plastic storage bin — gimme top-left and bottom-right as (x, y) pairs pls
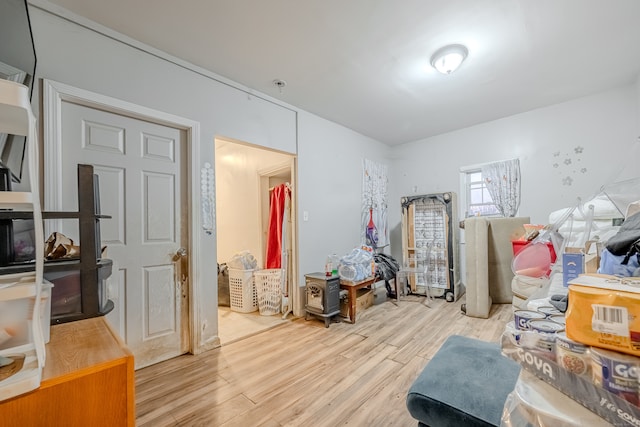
(254, 269), (282, 316)
(228, 268), (258, 313)
(0, 296), (32, 350)
(1, 281), (52, 346)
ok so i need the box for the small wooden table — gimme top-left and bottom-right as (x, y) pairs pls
(339, 276), (377, 324)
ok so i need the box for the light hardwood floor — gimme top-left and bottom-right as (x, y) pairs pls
(135, 296), (513, 427)
(217, 306), (288, 345)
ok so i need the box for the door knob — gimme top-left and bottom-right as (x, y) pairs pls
(173, 247), (187, 261)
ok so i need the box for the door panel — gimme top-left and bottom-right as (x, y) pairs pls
(83, 120), (125, 153)
(143, 133), (175, 161)
(59, 101), (187, 369)
(93, 165), (125, 245)
(143, 172), (175, 242)
(144, 264), (177, 336)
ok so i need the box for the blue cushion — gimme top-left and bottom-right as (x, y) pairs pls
(406, 335), (520, 427)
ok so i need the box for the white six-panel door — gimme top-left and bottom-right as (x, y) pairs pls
(59, 101), (188, 369)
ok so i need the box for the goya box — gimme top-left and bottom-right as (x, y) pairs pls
(566, 274), (640, 357)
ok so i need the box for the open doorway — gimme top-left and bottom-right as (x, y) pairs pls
(215, 137), (297, 344)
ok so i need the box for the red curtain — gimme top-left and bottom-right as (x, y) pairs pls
(265, 184), (289, 269)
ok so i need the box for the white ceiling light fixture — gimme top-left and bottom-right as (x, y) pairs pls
(430, 44), (468, 75)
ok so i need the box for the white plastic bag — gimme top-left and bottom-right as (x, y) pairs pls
(338, 247), (373, 281)
(227, 250), (258, 270)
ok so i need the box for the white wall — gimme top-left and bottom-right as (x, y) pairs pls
(389, 83), (639, 262)
(297, 112), (390, 286)
(637, 74), (640, 136)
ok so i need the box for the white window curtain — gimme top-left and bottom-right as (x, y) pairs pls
(481, 158), (521, 217)
(361, 158), (388, 248)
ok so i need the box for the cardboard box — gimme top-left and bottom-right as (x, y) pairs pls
(566, 274), (640, 357)
(339, 288), (373, 318)
(356, 289), (373, 312)
(339, 296), (349, 317)
(583, 240), (601, 274)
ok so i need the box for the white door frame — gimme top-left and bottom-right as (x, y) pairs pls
(42, 79), (205, 354)
(257, 159), (300, 316)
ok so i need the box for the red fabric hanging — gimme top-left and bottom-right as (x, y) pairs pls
(265, 184), (288, 269)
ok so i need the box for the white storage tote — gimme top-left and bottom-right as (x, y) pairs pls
(228, 268), (258, 313)
(254, 269), (282, 316)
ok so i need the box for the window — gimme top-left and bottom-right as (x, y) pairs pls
(463, 170), (500, 217)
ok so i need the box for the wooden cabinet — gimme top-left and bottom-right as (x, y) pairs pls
(0, 317), (135, 427)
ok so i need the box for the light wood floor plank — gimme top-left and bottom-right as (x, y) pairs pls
(278, 343), (400, 427)
(219, 354), (357, 427)
(342, 354), (429, 427)
(136, 297), (512, 426)
(172, 393), (254, 426)
(137, 374), (231, 426)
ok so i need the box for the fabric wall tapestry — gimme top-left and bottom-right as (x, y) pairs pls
(481, 158), (521, 217)
(361, 158), (389, 248)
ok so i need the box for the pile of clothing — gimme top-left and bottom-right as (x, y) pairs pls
(600, 210), (640, 277)
(373, 253), (400, 297)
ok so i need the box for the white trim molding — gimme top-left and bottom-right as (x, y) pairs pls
(42, 79), (207, 355)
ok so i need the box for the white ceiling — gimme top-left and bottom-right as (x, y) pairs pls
(44, 0), (640, 146)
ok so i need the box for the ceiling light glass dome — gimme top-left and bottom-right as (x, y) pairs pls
(430, 44), (468, 74)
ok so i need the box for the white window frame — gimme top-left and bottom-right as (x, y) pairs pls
(459, 165), (500, 218)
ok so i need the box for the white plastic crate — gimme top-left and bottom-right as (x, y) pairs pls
(254, 269), (282, 316)
(228, 268), (257, 313)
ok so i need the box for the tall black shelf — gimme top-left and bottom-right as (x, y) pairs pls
(0, 164), (114, 324)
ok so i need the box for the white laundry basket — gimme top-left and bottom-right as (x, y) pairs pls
(254, 269), (282, 316)
(228, 268), (258, 313)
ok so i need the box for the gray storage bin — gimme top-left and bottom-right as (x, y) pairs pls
(373, 286), (387, 305)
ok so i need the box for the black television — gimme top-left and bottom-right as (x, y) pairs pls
(0, 0), (37, 183)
